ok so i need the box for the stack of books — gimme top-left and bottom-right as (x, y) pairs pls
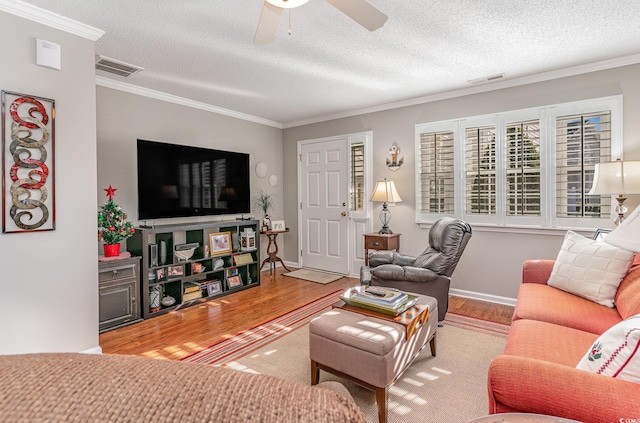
(183, 282), (202, 302)
(343, 286), (411, 315)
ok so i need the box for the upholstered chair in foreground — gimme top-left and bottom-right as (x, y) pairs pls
(360, 217), (472, 321)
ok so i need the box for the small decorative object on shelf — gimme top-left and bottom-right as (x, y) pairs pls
(240, 228), (256, 250)
(174, 242), (198, 261)
(149, 285), (161, 312)
(98, 185), (135, 257)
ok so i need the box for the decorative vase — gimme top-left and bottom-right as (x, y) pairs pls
(104, 243), (120, 257)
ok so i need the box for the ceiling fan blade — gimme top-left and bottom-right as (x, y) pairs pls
(325, 0), (388, 31)
(254, 2), (284, 45)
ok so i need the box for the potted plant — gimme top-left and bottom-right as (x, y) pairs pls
(98, 185), (135, 257)
(255, 189), (274, 231)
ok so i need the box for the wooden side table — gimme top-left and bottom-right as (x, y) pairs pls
(260, 229), (291, 275)
(364, 233), (400, 265)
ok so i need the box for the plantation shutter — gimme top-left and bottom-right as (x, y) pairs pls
(506, 120), (541, 216)
(419, 131), (455, 213)
(556, 111), (611, 218)
(465, 126), (496, 215)
(350, 143), (365, 212)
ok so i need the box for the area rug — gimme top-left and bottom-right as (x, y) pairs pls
(183, 290), (343, 364)
(186, 304), (509, 422)
(283, 268), (344, 284)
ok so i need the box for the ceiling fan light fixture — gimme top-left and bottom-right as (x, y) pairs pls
(266, 0), (310, 8)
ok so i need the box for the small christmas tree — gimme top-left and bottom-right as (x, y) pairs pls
(98, 185), (135, 245)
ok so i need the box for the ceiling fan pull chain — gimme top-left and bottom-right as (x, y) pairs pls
(288, 9), (292, 35)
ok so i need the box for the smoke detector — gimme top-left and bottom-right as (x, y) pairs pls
(95, 55), (143, 77)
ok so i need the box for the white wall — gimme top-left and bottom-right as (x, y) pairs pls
(0, 10), (100, 353)
(283, 64), (640, 302)
(96, 86), (284, 259)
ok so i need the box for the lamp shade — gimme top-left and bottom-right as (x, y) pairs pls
(588, 160), (640, 195)
(605, 205), (640, 252)
(370, 179), (402, 203)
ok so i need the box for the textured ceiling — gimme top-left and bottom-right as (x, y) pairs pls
(21, 0), (640, 126)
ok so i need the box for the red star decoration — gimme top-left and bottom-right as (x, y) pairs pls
(104, 185), (117, 200)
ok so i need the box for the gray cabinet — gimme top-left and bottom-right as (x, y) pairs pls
(98, 257), (141, 332)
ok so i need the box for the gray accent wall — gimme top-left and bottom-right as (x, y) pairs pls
(0, 11), (99, 353)
(96, 86), (284, 272)
(283, 64), (640, 302)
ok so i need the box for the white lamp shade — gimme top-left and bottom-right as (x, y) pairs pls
(266, 0), (310, 8)
(589, 160), (640, 195)
(370, 179), (402, 203)
(605, 205), (640, 252)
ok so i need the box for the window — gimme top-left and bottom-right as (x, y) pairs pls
(415, 96), (621, 229)
(350, 143), (365, 212)
(555, 111), (611, 218)
(506, 120), (541, 216)
(419, 131), (455, 214)
(465, 126), (496, 215)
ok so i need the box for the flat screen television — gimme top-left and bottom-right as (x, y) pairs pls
(137, 139), (250, 220)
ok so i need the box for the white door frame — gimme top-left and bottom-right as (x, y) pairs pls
(297, 131), (373, 276)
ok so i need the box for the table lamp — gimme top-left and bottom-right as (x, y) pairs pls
(588, 159), (640, 225)
(370, 178), (402, 234)
(605, 204), (640, 252)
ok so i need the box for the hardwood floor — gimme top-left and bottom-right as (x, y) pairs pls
(99, 268), (514, 360)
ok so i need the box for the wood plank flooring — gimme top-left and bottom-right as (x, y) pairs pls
(99, 268), (514, 360)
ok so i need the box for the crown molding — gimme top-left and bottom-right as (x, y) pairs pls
(96, 76), (283, 129)
(282, 53), (640, 129)
(0, 0), (104, 41)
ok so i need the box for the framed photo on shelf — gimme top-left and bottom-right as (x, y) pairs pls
(271, 220), (286, 231)
(209, 232), (232, 256)
(167, 265), (184, 278)
(156, 267), (167, 282)
(207, 280), (222, 296)
(227, 275), (243, 288)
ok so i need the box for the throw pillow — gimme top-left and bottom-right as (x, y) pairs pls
(547, 230), (634, 307)
(576, 314), (640, 383)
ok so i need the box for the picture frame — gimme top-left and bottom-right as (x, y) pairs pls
(2, 91), (56, 233)
(227, 275), (243, 288)
(156, 267), (167, 282)
(167, 265), (184, 278)
(209, 231), (232, 256)
(593, 228), (611, 242)
(207, 280), (222, 296)
(271, 220), (286, 231)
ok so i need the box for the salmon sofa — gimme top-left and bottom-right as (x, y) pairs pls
(487, 255), (640, 422)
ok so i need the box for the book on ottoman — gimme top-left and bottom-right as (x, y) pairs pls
(340, 286), (418, 315)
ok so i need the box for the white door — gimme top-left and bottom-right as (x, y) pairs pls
(299, 138), (349, 274)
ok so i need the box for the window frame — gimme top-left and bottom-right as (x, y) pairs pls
(415, 95), (622, 230)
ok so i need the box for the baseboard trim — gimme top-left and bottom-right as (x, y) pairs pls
(450, 288), (517, 307)
(82, 345), (103, 354)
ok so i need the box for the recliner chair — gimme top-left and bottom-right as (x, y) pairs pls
(360, 217), (472, 321)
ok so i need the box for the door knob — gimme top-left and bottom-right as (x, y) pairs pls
(341, 212), (347, 217)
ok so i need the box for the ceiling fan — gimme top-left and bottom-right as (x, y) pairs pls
(254, 0), (388, 45)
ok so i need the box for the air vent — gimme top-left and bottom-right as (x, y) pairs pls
(95, 55), (143, 77)
(468, 73), (505, 85)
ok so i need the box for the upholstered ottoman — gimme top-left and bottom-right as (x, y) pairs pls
(309, 294), (438, 423)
